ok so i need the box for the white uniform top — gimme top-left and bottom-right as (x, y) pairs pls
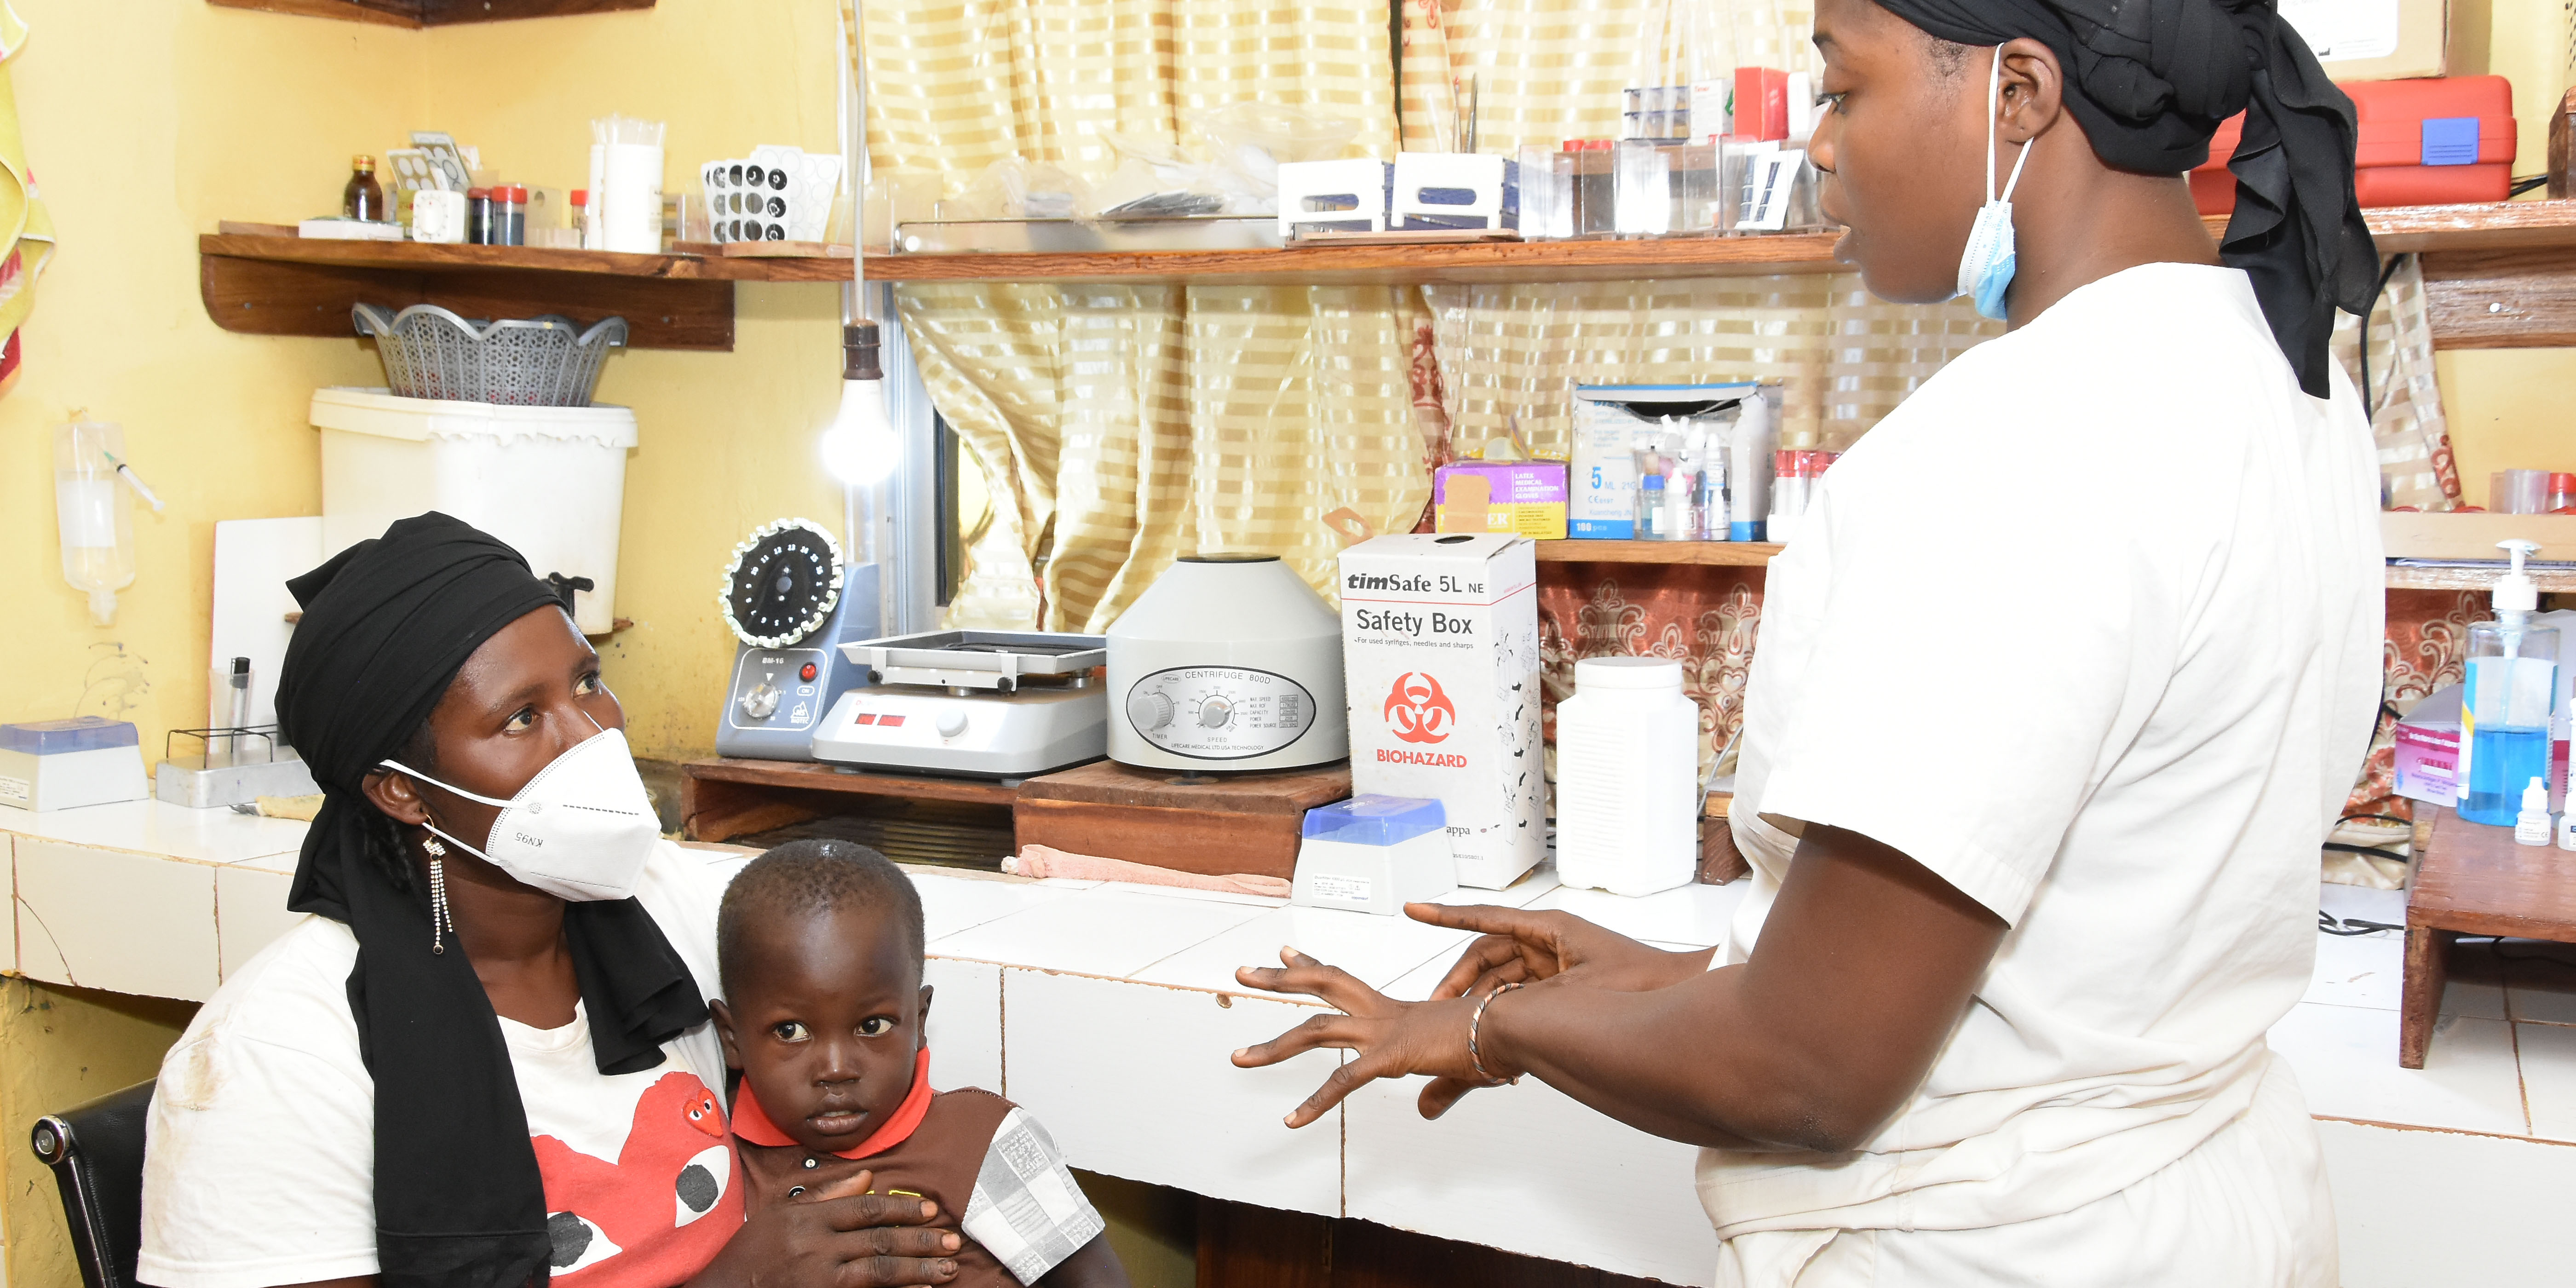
(1707, 264), (2381, 1282)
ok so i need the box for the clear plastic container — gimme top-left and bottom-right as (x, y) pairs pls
(2492, 469), (2550, 514)
(492, 184), (528, 247)
(1554, 656), (1699, 897)
(2461, 614), (2560, 825)
(55, 420), (133, 624)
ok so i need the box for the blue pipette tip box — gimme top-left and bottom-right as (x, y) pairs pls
(1293, 795), (1457, 915)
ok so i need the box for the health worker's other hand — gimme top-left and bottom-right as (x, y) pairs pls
(1409, 903), (1714, 999)
(1232, 947), (1493, 1128)
(691, 1169), (963, 1288)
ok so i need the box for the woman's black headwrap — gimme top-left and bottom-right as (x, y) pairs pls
(276, 511), (707, 1288)
(1871, 0), (2377, 397)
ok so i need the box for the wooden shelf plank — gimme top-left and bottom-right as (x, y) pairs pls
(196, 200), (2576, 349)
(2384, 564), (2576, 593)
(862, 234), (1850, 287)
(207, 0), (653, 25)
(1533, 540), (1781, 566)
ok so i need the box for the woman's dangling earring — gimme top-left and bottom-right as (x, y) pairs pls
(424, 829), (455, 954)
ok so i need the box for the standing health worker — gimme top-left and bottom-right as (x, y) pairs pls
(1232, 0), (2384, 1282)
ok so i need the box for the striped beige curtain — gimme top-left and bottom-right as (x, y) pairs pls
(1400, 0), (1996, 454)
(857, 0), (1431, 631)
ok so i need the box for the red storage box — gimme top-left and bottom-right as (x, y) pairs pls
(2191, 75), (2515, 214)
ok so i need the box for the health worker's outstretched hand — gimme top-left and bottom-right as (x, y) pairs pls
(1230, 946), (1500, 1128)
(1413, 903), (1718, 1000)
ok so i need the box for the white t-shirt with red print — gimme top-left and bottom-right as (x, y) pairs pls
(140, 842), (745, 1288)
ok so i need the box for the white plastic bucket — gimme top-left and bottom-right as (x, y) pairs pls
(310, 387), (636, 635)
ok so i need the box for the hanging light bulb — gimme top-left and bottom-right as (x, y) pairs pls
(819, 322), (898, 485)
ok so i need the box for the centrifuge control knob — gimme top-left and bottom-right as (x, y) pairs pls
(1198, 697), (1233, 729)
(936, 710), (969, 738)
(740, 683), (782, 720)
(1129, 691), (1174, 731)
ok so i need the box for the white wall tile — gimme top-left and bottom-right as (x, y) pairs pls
(1346, 1075), (1717, 1286)
(913, 873), (1071, 943)
(1002, 968), (1342, 1216)
(2271, 1003), (2527, 1136)
(215, 865), (306, 980)
(928, 888), (1266, 979)
(923, 957), (1003, 1095)
(2511, 1022), (2576, 1143)
(0, 800), (305, 867)
(2504, 973), (2576, 1025)
(2305, 928), (2505, 1019)
(1528, 880), (1747, 950)
(2320, 1117), (2576, 1288)
(1129, 906), (1472, 995)
(16, 841), (218, 1001)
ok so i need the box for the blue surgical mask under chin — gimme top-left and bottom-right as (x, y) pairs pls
(1956, 44), (2033, 322)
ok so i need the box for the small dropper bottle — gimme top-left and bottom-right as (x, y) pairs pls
(2518, 777), (2553, 846)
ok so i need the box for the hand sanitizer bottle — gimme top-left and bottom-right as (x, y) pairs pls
(2460, 541), (2560, 826)
(2517, 777), (2554, 846)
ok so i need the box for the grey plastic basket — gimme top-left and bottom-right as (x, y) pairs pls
(352, 304), (628, 407)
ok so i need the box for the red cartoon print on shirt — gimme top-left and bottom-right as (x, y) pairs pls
(530, 1071), (743, 1286)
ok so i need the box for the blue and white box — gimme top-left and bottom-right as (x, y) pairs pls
(1290, 794), (1457, 915)
(0, 718), (150, 812)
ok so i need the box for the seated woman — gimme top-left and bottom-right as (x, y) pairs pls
(138, 512), (963, 1288)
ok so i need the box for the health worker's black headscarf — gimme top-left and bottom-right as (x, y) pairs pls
(276, 511), (708, 1288)
(1869, 0), (2377, 397)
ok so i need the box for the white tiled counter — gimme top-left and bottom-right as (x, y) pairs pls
(10, 804), (2576, 1284)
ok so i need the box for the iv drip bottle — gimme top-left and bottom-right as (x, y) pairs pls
(54, 419), (134, 625)
(2460, 541), (2560, 826)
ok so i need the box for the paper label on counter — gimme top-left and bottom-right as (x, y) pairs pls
(0, 776), (27, 804)
(1306, 873), (1373, 905)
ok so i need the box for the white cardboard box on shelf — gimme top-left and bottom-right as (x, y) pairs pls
(1338, 534), (1545, 889)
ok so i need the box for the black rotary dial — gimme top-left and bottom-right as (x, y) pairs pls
(718, 518), (843, 648)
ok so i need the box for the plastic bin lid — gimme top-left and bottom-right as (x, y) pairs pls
(0, 717), (139, 754)
(1302, 794), (1446, 845)
(310, 387), (638, 448)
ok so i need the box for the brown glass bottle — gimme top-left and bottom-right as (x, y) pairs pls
(343, 155), (384, 221)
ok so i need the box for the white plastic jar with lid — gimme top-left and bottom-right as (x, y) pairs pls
(1554, 656), (1698, 896)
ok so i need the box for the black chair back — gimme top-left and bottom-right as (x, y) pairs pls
(32, 1080), (154, 1288)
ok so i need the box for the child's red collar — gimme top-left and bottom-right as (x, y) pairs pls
(731, 1048), (935, 1159)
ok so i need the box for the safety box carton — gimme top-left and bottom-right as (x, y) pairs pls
(1338, 533), (1546, 888)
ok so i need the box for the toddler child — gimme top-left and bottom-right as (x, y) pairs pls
(714, 839), (1128, 1288)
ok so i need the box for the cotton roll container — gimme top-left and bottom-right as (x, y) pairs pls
(1554, 655), (1697, 896)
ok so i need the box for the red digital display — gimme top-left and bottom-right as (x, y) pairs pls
(879, 714), (907, 727)
(852, 713), (878, 725)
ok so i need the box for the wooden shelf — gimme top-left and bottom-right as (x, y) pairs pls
(1534, 541), (2575, 593)
(1534, 540), (1781, 566)
(2385, 564), (2576, 593)
(200, 201), (2576, 350)
(208, 0), (651, 27)
(197, 233), (852, 351)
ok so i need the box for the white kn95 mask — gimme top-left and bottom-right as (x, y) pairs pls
(381, 722), (660, 903)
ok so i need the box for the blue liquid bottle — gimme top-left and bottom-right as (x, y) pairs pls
(2460, 541), (2561, 827)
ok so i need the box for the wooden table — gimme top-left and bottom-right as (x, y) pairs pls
(2402, 806), (2576, 1067)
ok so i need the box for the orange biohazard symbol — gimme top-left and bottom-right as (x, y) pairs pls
(1383, 672), (1456, 745)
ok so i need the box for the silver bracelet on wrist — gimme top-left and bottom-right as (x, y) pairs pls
(1467, 981), (1526, 1087)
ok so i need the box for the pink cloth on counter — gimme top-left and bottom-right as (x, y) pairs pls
(1001, 845), (1291, 898)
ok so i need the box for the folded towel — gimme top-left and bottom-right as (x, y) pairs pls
(1002, 845), (1290, 899)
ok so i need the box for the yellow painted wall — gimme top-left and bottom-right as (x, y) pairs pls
(0, 2), (416, 763)
(417, 3), (851, 759)
(0, 0), (851, 766)
(2442, 0), (2576, 509)
(0, 979), (196, 1287)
